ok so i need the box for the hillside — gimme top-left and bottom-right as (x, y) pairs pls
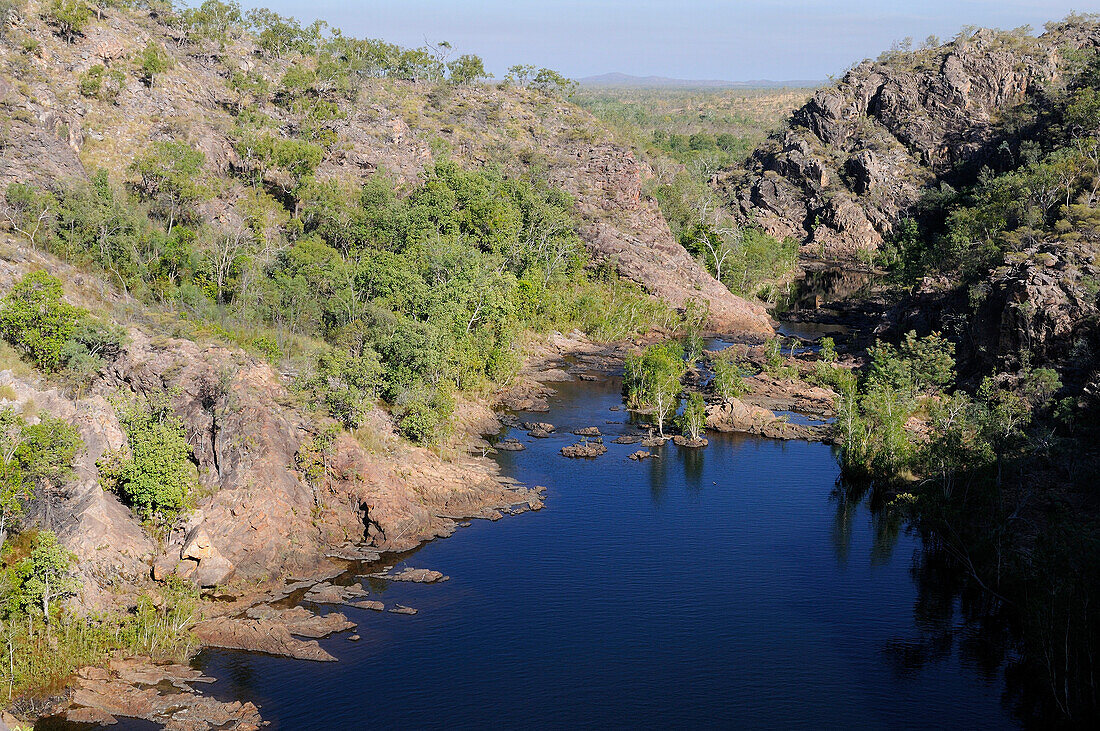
(0, 0), (784, 712)
(0, 0), (770, 333)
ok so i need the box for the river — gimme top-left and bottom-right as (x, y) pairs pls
(180, 365), (1020, 729)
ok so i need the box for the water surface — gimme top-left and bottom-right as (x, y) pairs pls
(196, 376), (1015, 729)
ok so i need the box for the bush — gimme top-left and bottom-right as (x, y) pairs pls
(44, 0), (90, 43)
(624, 341), (685, 436)
(138, 42), (173, 87)
(0, 410), (82, 544)
(712, 354), (749, 398)
(678, 392), (706, 440)
(867, 330), (955, 396)
(7, 530), (79, 621)
(0, 271), (82, 371)
(99, 393), (195, 522)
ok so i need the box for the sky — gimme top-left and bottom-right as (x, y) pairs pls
(248, 1), (1092, 81)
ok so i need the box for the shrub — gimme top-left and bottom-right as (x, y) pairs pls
(0, 410), (80, 544)
(8, 530), (79, 621)
(99, 393), (195, 522)
(130, 141), (207, 232)
(137, 42), (173, 87)
(712, 354), (749, 398)
(0, 271), (82, 371)
(44, 0), (90, 43)
(624, 341), (685, 436)
(678, 392), (706, 440)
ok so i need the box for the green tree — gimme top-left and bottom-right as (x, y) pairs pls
(712, 355), (749, 398)
(678, 392), (706, 440)
(137, 42), (173, 87)
(130, 141), (206, 233)
(447, 54), (486, 85)
(44, 0), (90, 43)
(0, 271), (82, 371)
(2, 182), (56, 248)
(624, 341), (685, 436)
(529, 67), (577, 97)
(13, 531), (80, 622)
(15, 414), (82, 519)
(99, 394), (195, 522)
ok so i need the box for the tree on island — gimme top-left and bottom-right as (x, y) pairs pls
(625, 342), (686, 437)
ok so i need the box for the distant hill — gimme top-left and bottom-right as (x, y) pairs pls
(577, 72), (823, 89)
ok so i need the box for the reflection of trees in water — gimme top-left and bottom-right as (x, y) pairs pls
(831, 477), (1049, 725)
(829, 478), (903, 567)
(646, 449), (670, 504)
(781, 268), (875, 312)
(678, 446), (705, 490)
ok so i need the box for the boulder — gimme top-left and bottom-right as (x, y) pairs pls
(180, 527), (215, 561)
(194, 555), (235, 588)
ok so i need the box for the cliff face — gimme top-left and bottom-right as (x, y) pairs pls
(729, 23), (1100, 260)
(0, 1), (770, 333)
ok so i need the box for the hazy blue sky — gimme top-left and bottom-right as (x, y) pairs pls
(247, 1), (1089, 80)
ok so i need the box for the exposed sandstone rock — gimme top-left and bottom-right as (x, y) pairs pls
(672, 436), (709, 448)
(65, 658), (263, 730)
(561, 440), (608, 458)
(572, 426), (602, 437)
(628, 450), (652, 460)
(243, 605), (355, 638)
(731, 24), (1100, 260)
(371, 567), (448, 583)
(192, 617), (338, 661)
(352, 599), (385, 612)
(194, 554), (235, 588)
(302, 582), (368, 605)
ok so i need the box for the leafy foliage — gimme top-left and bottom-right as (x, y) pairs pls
(0, 271), (121, 377)
(0, 410), (82, 544)
(99, 393), (196, 522)
(624, 341), (686, 436)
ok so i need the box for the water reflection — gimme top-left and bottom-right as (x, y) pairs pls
(831, 475), (1024, 722)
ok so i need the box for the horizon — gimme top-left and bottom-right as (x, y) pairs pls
(239, 1), (1089, 81)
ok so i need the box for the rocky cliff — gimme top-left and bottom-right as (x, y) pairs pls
(727, 22), (1100, 260)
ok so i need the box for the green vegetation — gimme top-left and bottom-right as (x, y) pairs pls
(0, 530), (198, 700)
(624, 341), (686, 436)
(711, 352), (750, 398)
(43, 0), (90, 44)
(574, 85), (806, 301)
(0, 410), (82, 545)
(574, 86), (810, 171)
(0, 271), (122, 376)
(677, 392), (706, 441)
(13, 152), (675, 443)
(138, 41), (173, 87)
(99, 392), (196, 523)
(5, 530), (79, 622)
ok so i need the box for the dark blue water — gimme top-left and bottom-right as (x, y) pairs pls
(195, 376), (1016, 729)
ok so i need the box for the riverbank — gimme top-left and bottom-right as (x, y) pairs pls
(27, 322), (857, 728)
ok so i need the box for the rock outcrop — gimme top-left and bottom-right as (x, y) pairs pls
(730, 22), (1100, 259)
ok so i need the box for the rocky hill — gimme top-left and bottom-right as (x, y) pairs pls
(0, 0), (770, 332)
(727, 20), (1100, 260)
